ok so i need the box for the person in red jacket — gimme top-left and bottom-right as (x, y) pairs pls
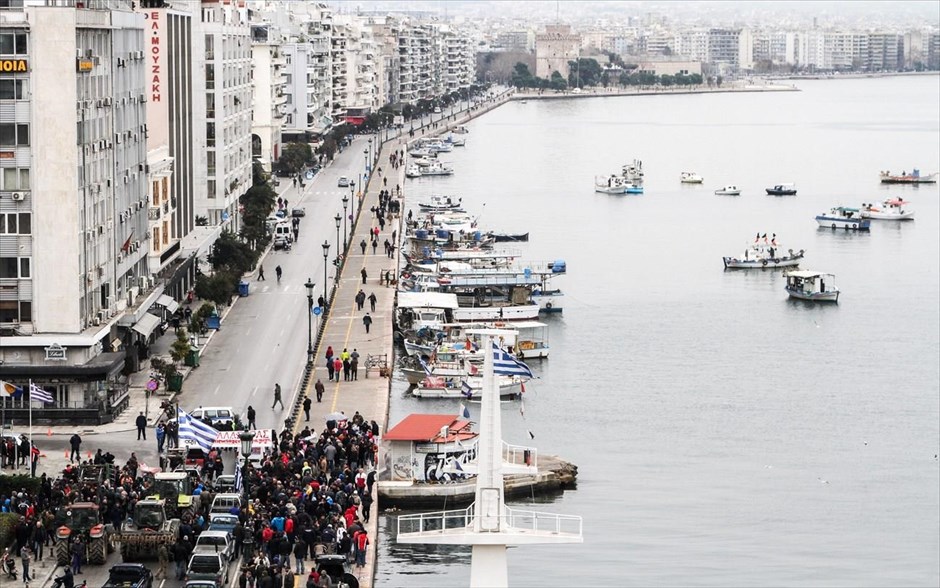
(333, 357), (343, 382)
(354, 529), (369, 567)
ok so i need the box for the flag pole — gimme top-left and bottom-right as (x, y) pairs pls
(28, 379), (33, 477)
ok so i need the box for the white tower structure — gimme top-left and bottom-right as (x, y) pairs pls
(397, 330), (582, 588)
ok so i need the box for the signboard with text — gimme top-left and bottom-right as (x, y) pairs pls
(211, 429), (273, 448)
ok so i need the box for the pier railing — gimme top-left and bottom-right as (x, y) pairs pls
(502, 441), (538, 470)
(397, 503), (583, 538)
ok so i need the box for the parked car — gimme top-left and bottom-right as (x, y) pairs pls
(213, 475), (237, 494)
(291, 208), (306, 218)
(186, 553), (228, 586)
(103, 564), (153, 588)
(337, 176), (350, 187)
(316, 554), (359, 588)
(193, 530), (234, 562)
(207, 513), (239, 536)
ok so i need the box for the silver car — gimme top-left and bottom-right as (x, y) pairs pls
(192, 530), (234, 563)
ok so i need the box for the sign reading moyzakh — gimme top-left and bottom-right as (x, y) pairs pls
(44, 343), (68, 361)
(0, 59), (27, 73)
(211, 429), (274, 448)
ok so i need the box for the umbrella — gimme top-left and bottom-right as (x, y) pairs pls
(325, 412), (347, 422)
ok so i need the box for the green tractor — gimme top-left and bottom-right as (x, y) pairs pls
(148, 471), (201, 519)
(53, 503), (114, 566)
(113, 499), (180, 561)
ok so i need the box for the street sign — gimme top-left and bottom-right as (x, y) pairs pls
(312, 306), (322, 316)
(146, 379), (159, 392)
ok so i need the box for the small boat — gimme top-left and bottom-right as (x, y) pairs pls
(622, 159), (644, 183)
(491, 232), (529, 243)
(785, 271), (839, 303)
(452, 125), (470, 135)
(815, 207), (871, 230)
(723, 234), (804, 269)
(411, 374), (526, 399)
(879, 169), (937, 184)
(714, 185), (741, 196)
(405, 164), (423, 178)
(418, 195), (463, 212)
(860, 199), (915, 220)
(446, 134), (466, 147)
(419, 161), (454, 176)
(680, 171), (704, 184)
(595, 175), (627, 194)
(766, 183), (797, 196)
(625, 183), (644, 194)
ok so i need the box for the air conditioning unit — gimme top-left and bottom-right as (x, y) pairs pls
(95, 99), (103, 108)
(93, 316), (101, 326)
(139, 276), (148, 290)
(91, 143), (99, 153)
(133, 240), (140, 251)
(116, 135), (122, 144)
(11, 192), (25, 201)
(103, 97), (112, 106)
(86, 49), (94, 58)
(97, 225), (104, 235)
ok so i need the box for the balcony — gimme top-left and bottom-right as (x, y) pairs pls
(148, 207), (161, 221)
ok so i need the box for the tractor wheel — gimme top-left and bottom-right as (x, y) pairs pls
(121, 543), (132, 562)
(88, 538), (107, 564)
(55, 541), (70, 567)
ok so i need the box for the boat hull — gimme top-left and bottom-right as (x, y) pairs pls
(786, 287), (840, 302)
(491, 232), (529, 242)
(532, 291), (564, 313)
(715, 190), (741, 196)
(766, 189), (797, 196)
(815, 216), (871, 230)
(452, 304), (541, 322)
(723, 256), (803, 269)
(411, 381), (523, 399)
(595, 186), (627, 194)
(860, 211), (915, 220)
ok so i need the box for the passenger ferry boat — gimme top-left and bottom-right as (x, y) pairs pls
(815, 207), (871, 230)
(785, 271), (840, 303)
(861, 198), (915, 220)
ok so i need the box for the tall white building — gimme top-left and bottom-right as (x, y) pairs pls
(0, 2), (155, 421)
(191, 0), (252, 228)
(250, 22), (287, 170)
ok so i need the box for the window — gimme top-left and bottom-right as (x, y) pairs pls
(206, 64), (215, 89)
(205, 34), (215, 60)
(0, 123), (28, 146)
(0, 32), (27, 55)
(0, 300), (31, 323)
(152, 181), (160, 205)
(206, 151), (216, 176)
(1, 168), (29, 190)
(0, 79), (27, 100)
(0, 256), (30, 279)
(153, 227), (160, 251)
(206, 122), (215, 147)
(0, 213), (30, 235)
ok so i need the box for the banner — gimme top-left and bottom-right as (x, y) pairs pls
(211, 429), (274, 448)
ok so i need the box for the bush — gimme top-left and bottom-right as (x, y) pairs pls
(0, 512), (19, 549)
(0, 474), (40, 497)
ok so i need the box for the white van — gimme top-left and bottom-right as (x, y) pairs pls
(210, 493), (242, 515)
(189, 406), (236, 427)
(273, 222), (293, 250)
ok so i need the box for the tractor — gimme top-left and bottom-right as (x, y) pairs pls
(53, 502), (113, 566)
(147, 471), (201, 520)
(113, 499), (179, 561)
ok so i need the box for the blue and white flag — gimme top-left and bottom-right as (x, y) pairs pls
(29, 383), (54, 404)
(177, 407), (219, 453)
(460, 380), (473, 399)
(418, 357), (432, 376)
(458, 402), (470, 419)
(234, 462), (243, 492)
(491, 342), (533, 378)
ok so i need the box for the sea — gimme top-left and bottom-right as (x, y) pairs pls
(375, 76), (940, 587)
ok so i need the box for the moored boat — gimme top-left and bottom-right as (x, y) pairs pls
(879, 169), (937, 184)
(785, 271), (839, 303)
(815, 207), (871, 231)
(860, 199), (915, 220)
(624, 183), (644, 194)
(723, 234), (804, 269)
(766, 183), (797, 196)
(491, 232), (529, 242)
(714, 185), (741, 196)
(418, 195), (463, 212)
(405, 164), (423, 178)
(595, 175), (627, 194)
(622, 159), (644, 183)
(680, 171), (704, 184)
(419, 161), (454, 176)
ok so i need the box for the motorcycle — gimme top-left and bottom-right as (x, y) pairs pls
(2, 553), (17, 580)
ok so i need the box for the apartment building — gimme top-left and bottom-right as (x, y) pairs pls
(707, 28), (753, 73)
(191, 0), (252, 229)
(0, 3), (158, 422)
(250, 22), (287, 170)
(867, 32), (903, 71)
(399, 22), (433, 104)
(443, 26), (474, 93)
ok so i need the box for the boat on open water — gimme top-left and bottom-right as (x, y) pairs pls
(815, 207), (871, 230)
(785, 271), (840, 303)
(723, 234), (804, 269)
(861, 198), (915, 220)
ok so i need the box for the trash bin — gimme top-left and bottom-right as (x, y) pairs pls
(168, 373), (183, 392)
(185, 347), (201, 368)
(238, 281), (249, 297)
(206, 313), (221, 330)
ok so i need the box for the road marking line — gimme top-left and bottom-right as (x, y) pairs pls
(213, 384), (221, 396)
(251, 386), (258, 397)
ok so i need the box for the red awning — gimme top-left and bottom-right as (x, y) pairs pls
(385, 414), (472, 442)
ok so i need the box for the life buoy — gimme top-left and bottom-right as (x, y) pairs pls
(852, 223), (857, 229)
(494, 322), (505, 327)
(762, 260), (768, 266)
(545, 302), (553, 309)
(831, 223), (837, 229)
(773, 258), (780, 264)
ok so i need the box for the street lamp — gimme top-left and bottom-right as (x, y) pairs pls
(334, 213), (341, 267)
(368, 137), (373, 166)
(362, 148), (369, 189)
(304, 278), (315, 364)
(342, 194), (349, 248)
(321, 241), (329, 304)
(238, 428), (254, 495)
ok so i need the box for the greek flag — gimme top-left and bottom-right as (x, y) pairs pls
(177, 407), (218, 452)
(460, 380), (473, 399)
(458, 402), (470, 419)
(29, 383), (54, 404)
(234, 463), (243, 492)
(491, 342), (533, 378)
(418, 357), (432, 375)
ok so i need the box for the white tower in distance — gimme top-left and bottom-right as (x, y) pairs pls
(397, 330), (582, 588)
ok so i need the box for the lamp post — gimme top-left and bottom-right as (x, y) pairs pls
(321, 241), (329, 304)
(342, 194), (349, 248)
(368, 137), (373, 166)
(334, 213), (341, 267)
(363, 147), (368, 179)
(238, 428), (253, 496)
(304, 278), (315, 364)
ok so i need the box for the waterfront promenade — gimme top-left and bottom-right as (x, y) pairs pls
(513, 79), (798, 100)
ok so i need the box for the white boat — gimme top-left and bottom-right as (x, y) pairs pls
(452, 304), (541, 322)
(395, 292), (460, 335)
(405, 164), (423, 178)
(815, 207), (871, 230)
(446, 134), (466, 147)
(452, 125), (470, 135)
(714, 185), (741, 196)
(408, 147), (434, 158)
(860, 199), (915, 220)
(412, 374), (527, 399)
(418, 195), (463, 211)
(785, 271), (839, 303)
(595, 175), (628, 194)
(723, 235), (805, 269)
(424, 139), (453, 153)
(419, 161), (454, 176)
(680, 171), (704, 184)
(622, 159), (644, 183)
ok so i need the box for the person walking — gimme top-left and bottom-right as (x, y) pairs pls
(68, 433), (81, 463)
(21, 545), (32, 584)
(354, 529), (369, 568)
(326, 354), (335, 381)
(275, 265), (282, 283)
(155, 544), (169, 580)
(70, 536), (83, 574)
(258, 265), (265, 281)
(271, 383), (283, 410)
(315, 379), (325, 402)
(302, 397), (312, 422)
(350, 355), (359, 381)
(371, 238), (378, 255)
(355, 290), (365, 311)
(360, 267), (368, 284)
(246, 405), (257, 429)
(135, 412), (147, 440)
(359, 239), (367, 255)
(30, 521), (45, 563)
(342, 357), (351, 382)
(368, 292), (377, 312)
(362, 313), (372, 334)
(332, 357), (343, 382)
(156, 423), (166, 453)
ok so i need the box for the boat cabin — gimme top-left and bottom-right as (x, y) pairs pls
(382, 414), (478, 482)
(396, 292), (460, 334)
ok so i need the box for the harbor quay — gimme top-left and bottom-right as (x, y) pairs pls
(513, 80), (799, 100)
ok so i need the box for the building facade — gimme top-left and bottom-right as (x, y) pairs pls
(250, 22), (287, 170)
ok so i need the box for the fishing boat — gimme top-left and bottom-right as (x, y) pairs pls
(595, 175), (628, 194)
(714, 185), (741, 196)
(815, 207), (871, 230)
(411, 373), (527, 399)
(879, 169), (937, 184)
(625, 183), (644, 194)
(446, 134), (466, 147)
(622, 159), (644, 183)
(766, 183), (797, 196)
(405, 164), (423, 178)
(680, 171), (704, 184)
(723, 235), (805, 269)
(785, 271), (840, 303)
(419, 161), (454, 176)
(418, 195), (464, 212)
(860, 199), (915, 220)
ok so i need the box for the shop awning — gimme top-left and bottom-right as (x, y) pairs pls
(131, 313), (161, 338)
(155, 294), (179, 314)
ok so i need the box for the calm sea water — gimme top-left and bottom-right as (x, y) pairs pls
(377, 76), (940, 587)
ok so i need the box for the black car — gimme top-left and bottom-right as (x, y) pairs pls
(316, 554), (359, 588)
(291, 208), (306, 218)
(103, 563), (153, 588)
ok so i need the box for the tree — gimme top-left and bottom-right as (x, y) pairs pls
(550, 70), (567, 90)
(278, 142), (313, 175)
(169, 329), (191, 367)
(208, 230), (257, 275)
(194, 271), (238, 308)
(240, 165), (276, 250)
(510, 62), (535, 88)
(660, 74), (675, 86)
(567, 58), (602, 87)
